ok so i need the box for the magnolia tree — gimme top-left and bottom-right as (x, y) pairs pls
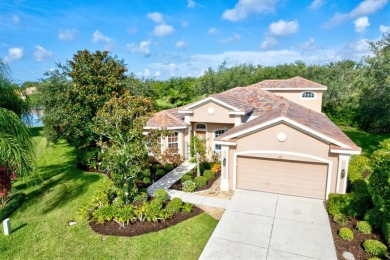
(94, 91), (154, 202)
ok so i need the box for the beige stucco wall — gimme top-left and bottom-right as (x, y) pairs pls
(269, 90), (323, 112)
(189, 101), (236, 124)
(227, 123), (340, 195)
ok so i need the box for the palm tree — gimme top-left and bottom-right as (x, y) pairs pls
(0, 60), (33, 204)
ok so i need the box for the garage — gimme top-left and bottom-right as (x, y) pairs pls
(236, 156), (328, 199)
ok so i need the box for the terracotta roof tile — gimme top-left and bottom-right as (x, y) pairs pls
(248, 76), (327, 89)
(146, 107), (187, 128)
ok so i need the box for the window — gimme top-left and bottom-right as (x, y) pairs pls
(214, 129), (227, 151)
(168, 132), (179, 148)
(195, 124), (206, 131)
(301, 91), (315, 99)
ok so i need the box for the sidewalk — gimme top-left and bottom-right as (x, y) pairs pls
(147, 160), (230, 209)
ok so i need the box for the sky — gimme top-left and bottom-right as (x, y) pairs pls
(1, 0), (389, 84)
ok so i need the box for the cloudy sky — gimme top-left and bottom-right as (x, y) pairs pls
(1, 0), (389, 83)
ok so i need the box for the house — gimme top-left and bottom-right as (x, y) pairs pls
(145, 76), (361, 200)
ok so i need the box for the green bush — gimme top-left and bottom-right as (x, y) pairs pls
(0, 192), (25, 222)
(199, 161), (211, 174)
(356, 221), (372, 234)
(367, 257), (382, 260)
(182, 180), (196, 192)
(156, 169), (165, 177)
(152, 163), (161, 172)
(92, 205), (118, 224)
(327, 193), (353, 216)
(368, 159), (390, 221)
(350, 180), (372, 218)
(75, 146), (100, 170)
(153, 189), (169, 202)
(143, 168), (151, 177)
(181, 173), (193, 183)
(164, 163), (174, 172)
(182, 202), (193, 213)
(114, 205), (136, 224)
(133, 192), (148, 203)
(383, 221), (390, 246)
(194, 176), (208, 188)
(363, 239), (388, 258)
(166, 198), (183, 214)
(203, 170), (215, 180)
(339, 227), (354, 240)
(333, 214), (349, 225)
(143, 177), (151, 185)
(348, 155), (370, 184)
(144, 198), (163, 222)
(364, 208), (383, 229)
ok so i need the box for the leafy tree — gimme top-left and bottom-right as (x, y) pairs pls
(356, 34), (390, 130)
(94, 91), (154, 202)
(39, 50), (127, 166)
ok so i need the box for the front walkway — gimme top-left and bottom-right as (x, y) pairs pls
(200, 189), (337, 260)
(147, 160), (229, 209)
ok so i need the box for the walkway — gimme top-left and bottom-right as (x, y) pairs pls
(200, 189), (337, 260)
(147, 160), (229, 209)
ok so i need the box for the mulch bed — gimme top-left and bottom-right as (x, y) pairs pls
(328, 215), (389, 259)
(170, 171), (221, 192)
(90, 206), (203, 237)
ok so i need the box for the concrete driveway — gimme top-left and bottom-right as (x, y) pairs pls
(199, 189), (337, 260)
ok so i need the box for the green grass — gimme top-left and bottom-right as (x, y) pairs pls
(339, 125), (390, 156)
(0, 127), (218, 259)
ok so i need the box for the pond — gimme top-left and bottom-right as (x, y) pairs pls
(23, 109), (43, 127)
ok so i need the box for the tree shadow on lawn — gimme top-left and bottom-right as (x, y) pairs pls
(341, 127), (389, 156)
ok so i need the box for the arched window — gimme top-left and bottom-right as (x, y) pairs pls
(301, 91), (315, 99)
(214, 129), (228, 151)
(195, 123), (206, 131)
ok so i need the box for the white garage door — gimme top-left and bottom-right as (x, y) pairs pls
(237, 156), (328, 199)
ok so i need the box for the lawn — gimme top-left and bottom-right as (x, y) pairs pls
(0, 127), (218, 259)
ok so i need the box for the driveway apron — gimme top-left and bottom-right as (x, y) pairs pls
(199, 189), (337, 260)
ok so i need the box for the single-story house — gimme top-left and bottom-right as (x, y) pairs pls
(145, 76), (361, 200)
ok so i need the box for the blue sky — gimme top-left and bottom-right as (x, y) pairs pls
(1, 0), (389, 83)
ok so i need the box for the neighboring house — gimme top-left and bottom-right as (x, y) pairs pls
(145, 76), (361, 200)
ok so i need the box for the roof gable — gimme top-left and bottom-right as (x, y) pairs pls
(248, 76), (327, 90)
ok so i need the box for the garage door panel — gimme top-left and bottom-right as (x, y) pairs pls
(237, 157), (327, 199)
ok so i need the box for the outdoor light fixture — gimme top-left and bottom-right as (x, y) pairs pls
(341, 169), (346, 178)
(223, 158), (226, 166)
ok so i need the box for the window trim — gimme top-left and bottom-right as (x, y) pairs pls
(167, 131), (179, 149)
(301, 91), (316, 99)
(195, 123), (207, 131)
(213, 128), (228, 152)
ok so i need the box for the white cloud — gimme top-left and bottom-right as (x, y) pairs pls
(153, 23), (175, 37)
(299, 38), (315, 51)
(4, 47), (23, 63)
(269, 20), (299, 36)
(379, 24), (390, 33)
(341, 39), (371, 59)
(260, 36), (278, 49)
(138, 69), (151, 78)
(176, 41), (187, 48)
(326, 0), (388, 27)
(92, 30), (113, 43)
(154, 71), (161, 77)
(34, 45), (53, 61)
(221, 33), (241, 43)
(147, 12), (164, 23)
(222, 0), (278, 21)
(354, 16), (370, 33)
(127, 39), (152, 57)
(187, 0), (195, 8)
(208, 27), (218, 35)
(309, 0), (324, 9)
(58, 29), (78, 41)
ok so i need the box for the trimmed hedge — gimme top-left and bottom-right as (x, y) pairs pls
(363, 239), (388, 258)
(181, 173), (193, 183)
(164, 164), (174, 172)
(0, 193), (26, 222)
(339, 227), (354, 241)
(182, 180), (196, 192)
(156, 169), (165, 177)
(166, 198), (183, 214)
(194, 176), (208, 188)
(356, 221), (372, 234)
(153, 189), (169, 202)
(203, 170), (215, 180)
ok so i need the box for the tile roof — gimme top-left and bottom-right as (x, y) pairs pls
(146, 107), (187, 128)
(248, 76), (327, 89)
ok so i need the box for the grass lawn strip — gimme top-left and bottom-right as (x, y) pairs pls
(0, 129), (218, 259)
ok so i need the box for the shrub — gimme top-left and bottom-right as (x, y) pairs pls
(364, 208), (383, 229)
(356, 221), (372, 234)
(75, 146), (100, 170)
(339, 227), (354, 240)
(350, 180), (372, 218)
(0, 192), (25, 222)
(182, 180), (196, 192)
(133, 192), (148, 203)
(114, 205), (136, 224)
(367, 257), (382, 260)
(368, 159), (390, 222)
(333, 213), (349, 225)
(92, 205), (118, 224)
(166, 198), (183, 214)
(144, 198), (163, 222)
(181, 173), (193, 183)
(203, 170), (215, 180)
(199, 161), (211, 174)
(153, 189), (169, 202)
(143, 168), (151, 177)
(194, 176), (208, 188)
(164, 163), (174, 172)
(182, 202), (193, 213)
(363, 239), (388, 258)
(152, 163), (161, 172)
(383, 221), (390, 246)
(156, 169), (165, 177)
(348, 155), (370, 184)
(327, 193), (353, 216)
(143, 177), (151, 185)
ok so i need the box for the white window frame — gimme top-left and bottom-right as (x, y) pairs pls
(213, 128), (228, 152)
(167, 131), (179, 149)
(301, 91), (316, 99)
